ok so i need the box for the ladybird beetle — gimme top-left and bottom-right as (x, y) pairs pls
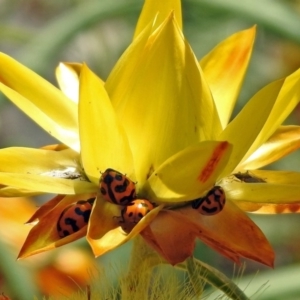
(99, 168), (136, 205)
(192, 186), (225, 215)
(57, 198), (95, 238)
(233, 172), (266, 183)
(119, 199), (154, 233)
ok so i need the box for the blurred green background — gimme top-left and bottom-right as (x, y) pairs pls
(0, 0), (300, 299)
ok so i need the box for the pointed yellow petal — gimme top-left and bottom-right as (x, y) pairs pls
(146, 141), (231, 202)
(0, 146), (88, 196)
(87, 197), (127, 256)
(218, 79), (283, 177)
(244, 169), (300, 186)
(241, 68), (300, 163)
(0, 147), (80, 175)
(88, 203), (163, 257)
(226, 182), (300, 205)
(200, 27), (256, 129)
(18, 194), (92, 258)
(0, 53), (79, 150)
(227, 178), (300, 213)
(0, 187), (44, 197)
(134, 0), (182, 39)
(107, 15), (220, 184)
(88, 227), (128, 257)
(0, 172), (96, 195)
(87, 198), (120, 241)
(240, 126), (300, 170)
(55, 62), (83, 103)
(79, 64), (134, 184)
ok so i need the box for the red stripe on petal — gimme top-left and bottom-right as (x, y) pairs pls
(198, 142), (229, 183)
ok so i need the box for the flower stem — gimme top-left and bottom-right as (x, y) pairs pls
(121, 236), (159, 299)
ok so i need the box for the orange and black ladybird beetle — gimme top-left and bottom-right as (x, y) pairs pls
(191, 186), (225, 215)
(99, 168), (136, 205)
(57, 198), (95, 238)
(119, 199), (154, 233)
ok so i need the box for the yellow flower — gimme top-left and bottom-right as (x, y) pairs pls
(0, 0), (300, 271)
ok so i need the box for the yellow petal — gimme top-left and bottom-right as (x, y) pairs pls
(0, 172), (96, 195)
(79, 64), (134, 184)
(55, 62), (83, 103)
(0, 147), (80, 175)
(0, 186), (44, 197)
(88, 203), (163, 257)
(241, 68), (300, 163)
(244, 169), (300, 185)
(0, 147), (91, 195)
(18, 194), (92, 258)
(87, 198), (120, 241)
(218, 79), (283, 177)
(174, 200), (274, 266)
(107, 14), (220, 184)
(200, 27), (256, 129)
(239, 126), (300, 170)
(133, 0), (182, 39)
(226, 181), (300, 205)
(0, 53), (79, 150)
(40, 144), (69, 151)
(228, 176), (300, 213)
(145, 141), (231, 202)
(224, 169), (300, 214)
